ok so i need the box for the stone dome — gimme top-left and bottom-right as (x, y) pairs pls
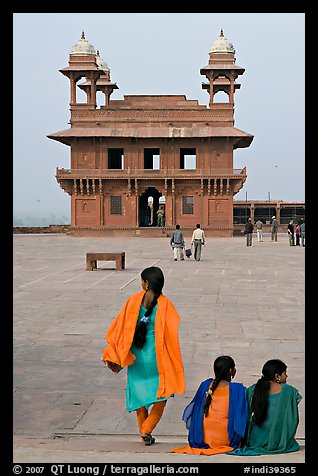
(96, 50), (110, 73)
(209, 29), (235, 54)
(70, 31), (96, 56)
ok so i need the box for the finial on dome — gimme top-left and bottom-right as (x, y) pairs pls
(209, 30), (235, 54)
(70, 32), (96, 56)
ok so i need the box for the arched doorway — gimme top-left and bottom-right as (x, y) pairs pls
(139, 187), (162, 227)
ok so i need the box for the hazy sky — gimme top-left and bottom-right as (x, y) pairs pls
(13, 12), (305, 217)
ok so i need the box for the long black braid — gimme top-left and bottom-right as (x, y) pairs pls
(203, 355), (235, 417)
(251, 359), (287, 426)
(132, 266), (164, 349)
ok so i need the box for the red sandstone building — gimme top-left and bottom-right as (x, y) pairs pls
(48, 30), (254, 237)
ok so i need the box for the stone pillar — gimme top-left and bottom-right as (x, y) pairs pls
(209, 77), (214, 107)
(70, 76), (77, 105)
(171, 179), (175, 226)
(165, 192), (172, 227)
(71, 194), (76, 226)
(201, 179), (206, 226)
(229, 76), (234, 104)
(135, 180), (139, 227)
(276, 205), (281, 224)
(89, 73), (97, 107)
(251, 203), (255, 222)
(98, 194), (103, 225)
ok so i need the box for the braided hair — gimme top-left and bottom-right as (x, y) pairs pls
(203, 355), (235, 417)
(132, 266), (164, 349)
(251, 359), (287, 426)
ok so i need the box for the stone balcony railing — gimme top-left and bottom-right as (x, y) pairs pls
(56, 167), (246, 180)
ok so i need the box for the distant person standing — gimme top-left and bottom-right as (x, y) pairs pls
(161, 208), (165, 227)
(271, 216), (279, 242)
(191, 224), (205, 261)
(170, 224), (185, 261)
(156, 206), (164, 227)
(287, 220), (295, 246)
(255, 219), (263, 242)
(295, 224), (301, 246)
(300, 220), (305, 247)
(244, 218), (254, 247)
(144, 206), (151, 227)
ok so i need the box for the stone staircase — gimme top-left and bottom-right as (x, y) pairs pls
(136, 227), (170, 238)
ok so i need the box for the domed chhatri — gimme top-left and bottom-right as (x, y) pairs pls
(209, 29), (235, 54)
(70, 31), (96, 56)
(96, 50), (110, 73)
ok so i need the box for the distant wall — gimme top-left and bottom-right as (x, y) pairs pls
(13, 225), (70, 234)
(13, 223), (289, 236)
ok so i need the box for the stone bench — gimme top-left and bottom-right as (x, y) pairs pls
(86, 252), (125, 271)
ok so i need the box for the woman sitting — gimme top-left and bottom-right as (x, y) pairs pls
(228, 359), (302, 456)
(169, 355), (248, 456)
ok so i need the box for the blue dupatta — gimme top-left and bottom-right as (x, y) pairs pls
(182, 378), (248, 449)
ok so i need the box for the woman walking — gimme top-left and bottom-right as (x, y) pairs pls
(101, 266), (186, 446)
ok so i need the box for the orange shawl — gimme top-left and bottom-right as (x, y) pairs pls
(101, 291), (186, 398)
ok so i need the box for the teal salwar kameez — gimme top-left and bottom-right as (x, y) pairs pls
(228, 383), (302, 456)
(126, 304), (167, 412)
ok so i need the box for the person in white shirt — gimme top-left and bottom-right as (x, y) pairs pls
(191, 224), (205, 261)
(170, 224), (185, 261)
(255, 220), (263, 242)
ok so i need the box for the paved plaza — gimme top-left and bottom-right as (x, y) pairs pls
(13, 232), (305, 464)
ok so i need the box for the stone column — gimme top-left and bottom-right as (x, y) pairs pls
(165, 191), (172, 227)
(97, 194), (103, 225)
(135, 180), (139, 227)
(229, 75), (234, 104)
(251, 203), (255, 222)
(209, 76), (214, 107)
(276, 205), (281, 224)
(171, 179), (175, 226)
(89, 73), (97, 107)
(70, 75), (77, 105)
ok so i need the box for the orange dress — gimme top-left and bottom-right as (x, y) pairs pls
(170, 385), (234, 455)
(101, 291), (186, 399)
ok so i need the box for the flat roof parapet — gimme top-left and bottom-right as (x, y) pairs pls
(107, 95), (204, 109)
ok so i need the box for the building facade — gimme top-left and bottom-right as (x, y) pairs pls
(233, 200), (305, 225)
(48, 30), (254, 237)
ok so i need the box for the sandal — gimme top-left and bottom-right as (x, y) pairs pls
(141, 433), (155, 446)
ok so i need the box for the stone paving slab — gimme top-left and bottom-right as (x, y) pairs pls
(13, 436), (305, 464)
(13, 233), (305, 464)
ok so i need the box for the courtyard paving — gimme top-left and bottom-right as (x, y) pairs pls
(13, 232), (305, 465)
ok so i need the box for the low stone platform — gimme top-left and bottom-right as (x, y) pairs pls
(13, 233), (305, 464)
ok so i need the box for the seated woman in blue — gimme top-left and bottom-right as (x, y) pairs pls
(169, 355), (248, 455)
(228, 359), (302, 456)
